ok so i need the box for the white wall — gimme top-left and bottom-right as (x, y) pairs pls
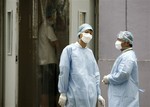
(4, 0), (18, 106)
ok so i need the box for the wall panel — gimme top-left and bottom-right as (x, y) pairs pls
(128, 0), (150, 106)
(99, 0), (150, 106)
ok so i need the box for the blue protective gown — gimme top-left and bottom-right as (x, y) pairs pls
(58, 42), (101, 107)
(108, 49), (139, 107)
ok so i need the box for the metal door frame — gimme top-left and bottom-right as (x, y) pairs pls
(0, 0), (5, 106)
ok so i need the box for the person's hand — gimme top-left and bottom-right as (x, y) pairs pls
(98, 95), (105, 107)
(102, 75), (109, 84)
(58, 93), (67, 107)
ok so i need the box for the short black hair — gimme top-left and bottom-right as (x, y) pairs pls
(46, 6), (56, 18)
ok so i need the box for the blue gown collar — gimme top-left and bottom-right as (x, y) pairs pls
(122, 47), (133, 53)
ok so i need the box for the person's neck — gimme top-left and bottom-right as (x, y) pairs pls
(121, 47), (133, 52)
(78, 39), (87, 48)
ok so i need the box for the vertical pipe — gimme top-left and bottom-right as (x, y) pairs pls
(125, 0), (127, 31)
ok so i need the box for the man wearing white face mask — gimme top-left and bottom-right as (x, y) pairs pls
(58, 23), (105, 107)
(102, 31), (140, 107)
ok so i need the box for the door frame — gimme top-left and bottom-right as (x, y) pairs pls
(94, 0), (99, 60)
(4, 0), (19, 106)
(0, 0), (5, 106)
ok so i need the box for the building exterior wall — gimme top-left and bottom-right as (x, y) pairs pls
(1, 0), (150, 106)
(128, 1), (150, 106)
(99, 0), (150, 107)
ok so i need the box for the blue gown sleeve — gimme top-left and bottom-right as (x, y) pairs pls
(94, 59), (101, 96)
(108, 59), (134, 85)
(95, 71), (101, 96)
(58, 47), (71, 94)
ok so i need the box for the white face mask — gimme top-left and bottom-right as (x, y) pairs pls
(81, 33), (92, 44)
(115, 40), (122, 50)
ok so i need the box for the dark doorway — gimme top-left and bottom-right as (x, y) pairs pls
(18, 0), (69, 107)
